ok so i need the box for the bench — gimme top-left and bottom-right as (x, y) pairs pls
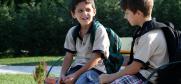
(120, 37), (132, 65)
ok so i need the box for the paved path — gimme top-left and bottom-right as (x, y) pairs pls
(0, 65), (125, 77)
(0, 65), (61, 77)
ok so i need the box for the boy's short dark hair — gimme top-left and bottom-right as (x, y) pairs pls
(69, 0), (96, 13)
(120, 0), (153, 17)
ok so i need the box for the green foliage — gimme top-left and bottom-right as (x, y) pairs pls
(0, 2), (15, 52)
(154, 0), (181, 30)
(16, 0), (69, 55)
(0, 0), (72, 56)
(95, 0), (134, 36)
(0, 0), (180, 57)
(33, 61), (47, 84)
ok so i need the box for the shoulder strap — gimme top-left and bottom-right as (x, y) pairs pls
(128, 28), (141, 64)
(90, 20), (102, 45)
(128, 20), (170, 64)
(72, 25), (81, 46)
(159, 22), (178, 62)
(72, 21), (102, 47)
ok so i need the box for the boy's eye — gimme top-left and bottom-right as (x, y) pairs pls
(78, 9), (83, 13)
(86, 8), (91, 12)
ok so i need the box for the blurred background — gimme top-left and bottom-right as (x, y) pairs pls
(0, 0), (180, 57)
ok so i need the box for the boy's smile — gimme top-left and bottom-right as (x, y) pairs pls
(71, 1), (96, 27)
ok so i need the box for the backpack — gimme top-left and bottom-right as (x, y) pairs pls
(129, 19), (181, 64)
(72, 20), (124, 74)
(128, 19), (181, 84)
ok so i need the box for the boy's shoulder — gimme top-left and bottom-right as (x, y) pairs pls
(69, 26), (78, 32)
(144, 29), (163, 36)
(140, 29), (165, 44)
(67, 26), (78, 34)
(92, 20), (107, 32)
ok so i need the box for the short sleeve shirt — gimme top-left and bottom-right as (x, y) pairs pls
(64, 24), (110, 73)
(133, 29), (169, 82)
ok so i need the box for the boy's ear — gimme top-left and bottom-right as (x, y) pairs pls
(71, 11), (76, 19)
(93, 9), (96, 16)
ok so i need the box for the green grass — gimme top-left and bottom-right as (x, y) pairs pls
(0, 56), (64, 66)
(0, 74), (36, 84)
(0, 74), (57, 84)
(0, 56), (62, 84)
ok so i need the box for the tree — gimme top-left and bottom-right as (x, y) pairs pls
(154, 0), (181, 30)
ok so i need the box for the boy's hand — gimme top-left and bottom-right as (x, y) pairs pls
(44, 77), (57, 84)
(59, 74), (67, 84)
(99, 74), (115, 84)
(64, 73), (77, 84)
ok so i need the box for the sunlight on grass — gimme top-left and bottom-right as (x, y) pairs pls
(0, 74), (36, 84)
(0, 56), (64, 66)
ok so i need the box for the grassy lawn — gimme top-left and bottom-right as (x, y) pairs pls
(0, 56), (63, 84)
(0, 74), (58, 84)
(0, 56), (64, 66)
(0, 74), (36, 84)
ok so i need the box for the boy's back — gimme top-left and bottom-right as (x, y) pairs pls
(99, 0), (169, 83)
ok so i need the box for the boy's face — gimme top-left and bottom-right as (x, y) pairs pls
(124, 9), (140, 26)
(71, 1), (96, 26)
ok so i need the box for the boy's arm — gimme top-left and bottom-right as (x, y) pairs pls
(63, 52), (102, 84)
(99, 61), (143, 84)
(60, 52), (74, 77)
(73, 52), (102, 78)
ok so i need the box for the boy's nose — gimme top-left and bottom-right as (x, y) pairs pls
(82, 12), (89, 17)
(82, 11), (88, 15)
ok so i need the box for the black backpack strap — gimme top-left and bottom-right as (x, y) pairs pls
(159, 23), (178, 62)
(72, 25), (81, 50)
(72, 21), (101, 49)
(128, 28), (141, 64)
(128, 20), (169, 65)
(90, 22), (98, 46)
